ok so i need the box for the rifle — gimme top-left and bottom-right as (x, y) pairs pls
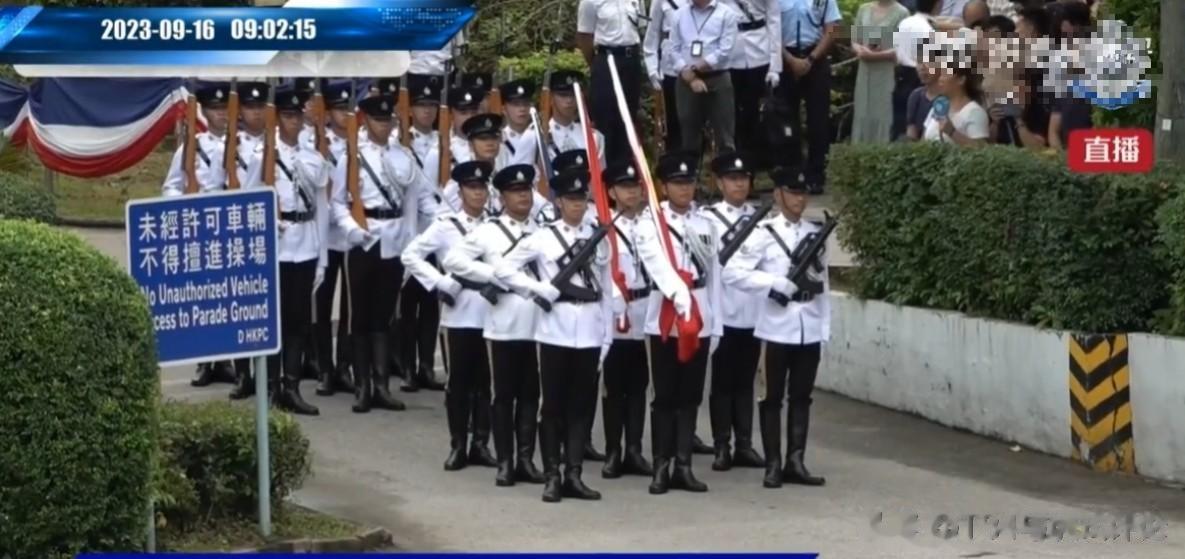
(653, 86), (667, 155)
(311, 79), (333, 200)
(533, 216), (621, 312)
(769, 211), (839, 307)
(346, 79), (368, 230)
(717, 198), (774, 266)
(530, 108), (552, 198)
(261, 78), (277, 188)
(182, 82), (200, 194)
(398, 74), (412, 148)
(486, 16), (506, 115)
(437, 55), (454, 188)
(224, 78), (241, 189)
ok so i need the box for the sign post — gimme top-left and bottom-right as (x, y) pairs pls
(126, 188), (281, 538)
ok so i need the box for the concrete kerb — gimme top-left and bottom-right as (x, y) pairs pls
(231, 527), (393, 553)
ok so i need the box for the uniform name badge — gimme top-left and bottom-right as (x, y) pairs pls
(691, 40), (704, 58)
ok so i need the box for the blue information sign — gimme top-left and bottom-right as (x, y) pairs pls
(126, 189), (281, 366)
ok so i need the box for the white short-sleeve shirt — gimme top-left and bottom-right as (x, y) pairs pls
(923, 100), (990, 143)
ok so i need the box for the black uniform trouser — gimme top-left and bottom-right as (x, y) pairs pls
(778, 48), (832, 187)
(539, 343), (600, 473)
(602, 339), (649, 452)
(662, 75), (682, 151)
(759, 341), (822, 460)
(443, 328), (490, 448)
(709, 326), (762, 448)
(730, 65), (771, 168)
(398, 268), (440, 376)
(891, 65), (921, 141)
(590, 45), (642, 166)
(649, 336), (710, 462)
(344, 244), (400, 335)
(489, 340), (540, 465)
(313, 249), (350, 374)
(270, 260), (316, 383)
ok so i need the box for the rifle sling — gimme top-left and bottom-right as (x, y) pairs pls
(358, 152), (401, 213)
(274, 153), (314, 214)
(667, 227), (706, 278)
(492, 219), (539, 279)
(614, 223), (651, 286)
(548, 225), (601, 302)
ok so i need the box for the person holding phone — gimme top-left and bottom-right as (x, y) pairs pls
(671, 0), (742, 153)
(923, 65), (989, 146)
(851, 0), (909, 144)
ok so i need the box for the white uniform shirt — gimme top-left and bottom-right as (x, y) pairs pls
(402, 210), (489, 330)
(609, 210), (652, 340)
(235, 131), (264, 186)
(300, 126), (350, 252)
(161, 131), (227, 196)
(721, 216), (830, 345)
(634, 201), (723, 339)
(670, 0), (741, 72)
(330, 136), (439, 259)
(644, 0), (688, 78)
(495, 220), (614, 350)
(449, 133), (472, 166)
(502, 125), (540, 167)
(243, 135), (330, 266)
(578, 0), (644, 46)
(548, 118), (606, 167)
(700, 200), (760, 329)
(408, 127), (440, 187)
(442, 214), (541, 342)
(722, 0), (783, 72)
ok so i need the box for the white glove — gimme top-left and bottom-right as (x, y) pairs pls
(599, 344), (611, 369)
(437, 276), (463, 297)
(772, 276), (798, 296)
(313, 266), (326, 293)
(649, 72), (663, 91)
(765, 71), (780, 89)
(347, 228), (374, 247)
(533, 282), (562, 303)
(709, 336), (720, 356)
(672, 287), (693, 321)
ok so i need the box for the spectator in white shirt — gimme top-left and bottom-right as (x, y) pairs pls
(891, 0), (940, 140)
(923, 65), (990, 145)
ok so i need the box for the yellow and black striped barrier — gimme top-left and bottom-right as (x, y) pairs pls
(1069, 334), (1134, 474)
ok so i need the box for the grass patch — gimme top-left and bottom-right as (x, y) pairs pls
(159, 503), (360, 552)
(3, 147), (172, 223)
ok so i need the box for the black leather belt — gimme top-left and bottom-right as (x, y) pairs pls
(739, 19), (766, 31)
(627, 287), (651, 299)
(786, 45), (818, 57)
(453, 276), (487, 291)
(596, 44), (640, 57)
(558, 293), (603, 304)
(364, 208), (402, 219)
(791, 291), (816, 303)
(280, 211), (314, 223)
(651, 278), (707, 291)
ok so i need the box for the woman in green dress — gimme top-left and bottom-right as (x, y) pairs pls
(850, 0), (910, 144)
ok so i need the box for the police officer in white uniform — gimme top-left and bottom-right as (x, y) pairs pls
(243, 84), (330, 416)
(402, 160), (493, 471)
(331, 93), (439, 414)
(599, 161), (655, 480)
(700, 151), (765, 470)
(578, 0), (645, 165)
(494, 168), (613, 503)
(446, 86), (487, 167)
(498, 78), (540, 167)
(722, 0), (782, 168)
(634, 151), (723, 495)
(441, 165), (546, 472)
(545, 71), (605, 167)
(162, 81), (234, 388)
(722, 166), (829, 488)
(443, 115), (552, 222)
(405, 76), (442, 186)
(643, 0), (688, 150)
(234, 81), (269, 183)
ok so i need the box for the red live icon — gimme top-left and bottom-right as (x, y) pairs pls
(1067, 128), (1154, 174)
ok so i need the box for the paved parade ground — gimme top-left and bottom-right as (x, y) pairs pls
(77, 225), (1185, 558)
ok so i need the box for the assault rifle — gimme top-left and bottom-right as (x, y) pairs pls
(534, 215), (621, 312)
(769, 211), (838, 307)
(717, 198), (774, 266)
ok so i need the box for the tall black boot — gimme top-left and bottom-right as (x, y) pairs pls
(301, 330), (320, 380)
(335, 329), (355, 393)
(370, 333), (407, 411)
(562, 465), (601, 500)
(601, 396), (624, 479)
(468, 392), (497, 467)
(583, 401), (606, 462)
(399, 315), (421, 393)
(732, 393), (765, 468)
(493, 400), (516, 487)
(540, 420), (563, 503)
(416, 302), (445, 391)
(671, 408), (708, 492)
(514, 400), (545, 483)
(760, 402), (783, 488)
(784, 400), (825, 486)
(709, 393), (733, 471)
(190, 362), (216, 387)
(648, 410), (674, 495)
(228, 360), (255, 400)
(213, 361), (238, 384)
(351, 335), (372, 413)
(281, 336), (320, 416)
(622, 392), (653, 476)
(444, 390), (469, 471)
(314, 320), (338, 396)
(265, 354), (281, 402)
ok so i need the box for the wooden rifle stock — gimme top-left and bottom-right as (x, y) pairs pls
(261, 81), (277, 188)
(224, 80), (241, 189)
(398, 74), (412, 148)
(437, 66), (453, 188)
(182, 90), (200, 194)
(346, 82), (368, 230)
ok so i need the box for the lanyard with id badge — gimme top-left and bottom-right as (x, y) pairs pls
(690, 5), (716, 58)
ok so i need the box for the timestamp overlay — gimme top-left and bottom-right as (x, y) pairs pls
(0, 0), (475, 77)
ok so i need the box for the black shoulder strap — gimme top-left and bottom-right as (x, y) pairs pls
(359, 152), (400, 212)
(447, 216), (468, 237)
(492, 219), (522, 255)
(196, 146), (211, 167)
(705, 206), (733, 230)
(409, 147), (425, 169)
(764, 223), (795, 260)
(666, 0), (678, 10)
(503, 139), (516, 156)
(735, 0), (758, 23)
(667, 226), (705, 277)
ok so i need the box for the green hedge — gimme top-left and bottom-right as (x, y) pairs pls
(154, 400), (312, 532)
(1156, 191), (1185, 336)
(0, 170), (55, 223)
(830, 143), (1179, 333)
(0, 220), (159, 557)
